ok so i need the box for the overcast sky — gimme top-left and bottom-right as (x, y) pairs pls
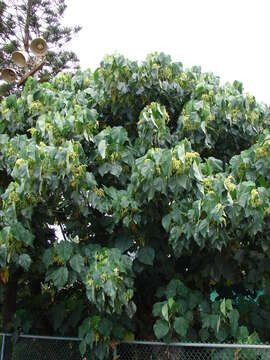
(64, 0), (270, 105)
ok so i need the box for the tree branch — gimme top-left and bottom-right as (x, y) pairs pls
(24, 0), (31, 51)
(17, 57), (45, 86)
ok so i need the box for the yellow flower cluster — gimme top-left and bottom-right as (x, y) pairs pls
(171, 157), (184, 175)
(93, 186), (105, 197)
(8, 191), (20, 204)
(15, 158), (25, 167)
(256, 141), (270, 159)
(216, 203), (222, 210)
(30, 101), (43, 112)
(110, 152), (121, 161)
(1, 99), (9, 116)
(177, 72), (188, 87)
(224, 176), (236, 193)
(183, 115), (200, 131)
(204, 178), (213, 192)
(250, 189), (262, 208)
(246, 93), (255, 105)
(265, 207), (270, 216)
(185, 152), (199, 167)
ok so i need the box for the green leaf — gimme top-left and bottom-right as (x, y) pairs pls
(229, 309), (239, 335)
(176, 143), (185, 163)
(69, 254), (84, 273)
(114, 236), (133, 253)
(79, 340), (86, 356)
(168, 298), (175, 309)
(153, 319), (169, 339)
(10, 222), (34, 247)
(191, 161), (203, 182)
(220, 298), (226, 317)
(137, 246), (155, 265)
(161, 303), (169, 321)
(162, 214), (171, 232)
(237, 326), (249, 342)
(37, 115), (46, 135)
(174, 316), (189, 337)
(98, 139), (107, 159)
(47, 267), (68, 289)
(226, 299), (233, 311)
(56, 242), (73, 262)
(199, 328), (209, 342)
(98, 318), (112, 337)
(6, 94), (17, 108)
(0, 245), (7, 268)
(207, 157), (223, 172)
(153, 302), (165, 317)
(42, 248), (54, 268)
(79, 317), (91, 338)
(18, 253), (31, 270)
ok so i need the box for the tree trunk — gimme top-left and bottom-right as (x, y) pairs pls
(24, 0), (32, 52)
(2, 274), (18, 330)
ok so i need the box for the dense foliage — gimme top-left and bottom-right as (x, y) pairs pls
(1, 53), (270, 358)
(0, 0), (81, 96)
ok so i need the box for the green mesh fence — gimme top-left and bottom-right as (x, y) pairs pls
(118, 341), (270, 360)
(0, 335), (91, 360)
(1, 335), (270, 360)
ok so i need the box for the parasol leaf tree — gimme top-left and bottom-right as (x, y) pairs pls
(1, 53), (270, 358)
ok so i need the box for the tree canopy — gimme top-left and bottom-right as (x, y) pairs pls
(0, 0), (81, 96)
(1, 53), (270, 359)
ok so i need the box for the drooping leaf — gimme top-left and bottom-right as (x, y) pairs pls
(174, 316), (189, 337)
(69, 254), (84, 273)
(18, 253), (31, 270)
(153, 319), (169, 339)
(137, 246), (155, 265)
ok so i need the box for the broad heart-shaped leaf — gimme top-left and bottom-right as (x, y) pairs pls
(174, 316), (189, 337)
(98, 139), (107, 159)
(10, 222), (34, 247)
(69, 254), (85, 273)
(114, 236), (134, 253)
(137, 246), (155, 265)
(6, 94), (17, 108)
(79, 340), (87, 357)
(56, 241), (73, 262)
(0, 245), (7, 268)
(37, 114), (46, 135)
(153, 319), (169, 339)
(161, 303), (169, 321)
(207, 157), (223, 172)
(199, 328), (209, 342)
(152, 301), (166, 317)
(42, 247), (54, 268)
(18, 253), (31, 270)
(191, 161), (203, 182)
(176, 142), (185, 163)
(162, 214), (171, 232)
(220, 298), (226, 316)
(229, 309), (239, 336)
(237, 326), (249, 342)
(46, 267), (68, 289)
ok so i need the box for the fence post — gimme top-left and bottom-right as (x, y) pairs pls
(0, 334), (5, 360)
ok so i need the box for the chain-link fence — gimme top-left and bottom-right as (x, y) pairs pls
(0, 334), (91, 360)
(118, 341), (270, 360)
(1, 335), (270, 359)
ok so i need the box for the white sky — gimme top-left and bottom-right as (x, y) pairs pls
(64, 0), (270, 105)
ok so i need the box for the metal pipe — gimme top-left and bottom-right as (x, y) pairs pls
(121, 340), (270, 349)
(0, 333), (270, 350)
(0, 335), (5, 360)
(0, 333), (80, 342)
